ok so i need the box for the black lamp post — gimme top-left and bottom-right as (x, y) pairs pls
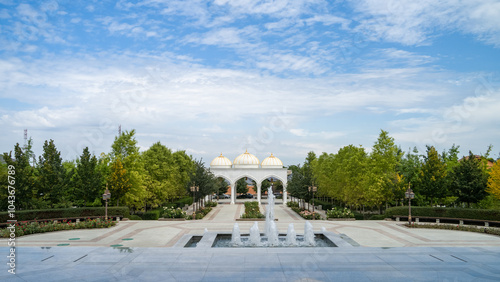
(405, 184), (415, 224)
(102, 184), (111, 220)
(308, 184), (317, 219)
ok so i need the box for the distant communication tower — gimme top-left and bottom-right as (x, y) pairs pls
(24, 129), (27, 144)
(118, 125), (122, 136)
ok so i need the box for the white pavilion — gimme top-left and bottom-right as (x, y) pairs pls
(209, 150), (289, 205)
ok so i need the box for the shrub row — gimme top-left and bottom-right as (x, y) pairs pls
(385, 207), (500, 221)
(205, 201), (218, 208)
(0, 207), (130, 223)
(311, 199), (334, 211)
(186, 206), (212, 220)
(141, 210), (160, 220)
(0, 218), (116, 238)
(166, 197), (193, 209)
(406, 223), (500, 236)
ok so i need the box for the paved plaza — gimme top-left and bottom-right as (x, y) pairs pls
(2, 202), (500, 281)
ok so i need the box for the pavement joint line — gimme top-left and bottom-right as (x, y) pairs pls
(429, 254), (444, 262)
(73, 254), (88, 262)
(41, 255), (54, 261)
(451, 254), (468, 262)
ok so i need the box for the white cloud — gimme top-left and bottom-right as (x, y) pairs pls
(351, 0), (500, 46)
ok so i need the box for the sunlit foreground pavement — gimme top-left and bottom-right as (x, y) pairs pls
(2, 204), (500, 281)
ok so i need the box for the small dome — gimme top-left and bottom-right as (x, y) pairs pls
(261, 153), (283, 168)
(233, 150), (260, 168)
(210, 153), (232, 168)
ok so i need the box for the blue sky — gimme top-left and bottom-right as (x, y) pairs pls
(1, 0), (499, 166)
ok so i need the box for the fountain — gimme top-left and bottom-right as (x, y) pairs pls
(231, 223), (242, 246)
(225, 185), (320, 247)
(249, 222), (261, 246)
(304, 221), (315, 246)
(286, 223), (297, 246)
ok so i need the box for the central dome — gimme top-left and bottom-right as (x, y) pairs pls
(233, 150), (260, 168)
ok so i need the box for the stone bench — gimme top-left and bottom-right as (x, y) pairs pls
(393, 215), (500, 227)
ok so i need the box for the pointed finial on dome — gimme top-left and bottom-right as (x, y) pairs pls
(245, 149), (248, 153)
(220, 152), (223, 157)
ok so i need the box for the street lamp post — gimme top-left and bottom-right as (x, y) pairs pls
(190, 185), (199, 219)
(405, 183), (415, 225)
(308, 184), (317, 219)
(102, 184), (111, 221)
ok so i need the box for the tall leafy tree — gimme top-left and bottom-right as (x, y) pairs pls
(142, 142), (176, 209)
(190, 159), (217, 202)
(108, 158), (131, 206)
(365, 130), (399, 208)
(335, 145), (369, 208)
(486, 159), (500, 199)
(417, 146), (448, 205)
(74, 147), (102, 206)
(1, 140), (36, 210)
(110, 130), (145, 208)
(287, 164), (308, 199)
(451, 152), (489, 207)
(37, 140), (68, 208)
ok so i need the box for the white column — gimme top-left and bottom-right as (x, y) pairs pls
(283, 183), (288, 205)
(230, 181), (236, 205)
(257, 182), (262, 205)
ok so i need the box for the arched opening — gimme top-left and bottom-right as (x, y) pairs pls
(214, 176), (231, 200)
(233, 175), (258, 203)
(259, 176), (285, 204)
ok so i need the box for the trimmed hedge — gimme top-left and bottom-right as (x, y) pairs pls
(141, 210), (160, 220)
(167, 197), (193, 209)
(311, 199), (333, 211)
(0, 206), (130, 223)
(385, 206), (500, 221)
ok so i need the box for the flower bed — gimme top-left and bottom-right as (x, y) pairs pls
(326, 207), (355, 219)
(241, 201), (265, 219)
(161, 206), (187, 219)
(289, 206), (321, 220)
(0, 218), (116, 238)
(186, 206), (213, 220)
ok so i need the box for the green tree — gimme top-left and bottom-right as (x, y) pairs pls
(417, 146), (448, 205)
(236, 178), (249, 194)
(335, 145), (369, 208)
(215, 177), (229, 195)
(486, 159), (500, 199)
(1, 140), (36, 210)
(451, 151), (489, 207)
(287, 164), (308, 199)
(190, 159), (217, 203)
(365, 130), (399, 208)
(142, 142), (176, 209)
(74, 147), (102, 206)
(110, 130), (145, 208)
(108, 158), (131, 206)
(37, 140), (68, 208)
